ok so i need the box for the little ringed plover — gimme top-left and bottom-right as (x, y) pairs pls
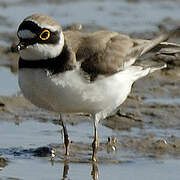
(15, 14), (175, 161)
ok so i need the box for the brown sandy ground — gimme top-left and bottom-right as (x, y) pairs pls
(0, 22), (180, 163)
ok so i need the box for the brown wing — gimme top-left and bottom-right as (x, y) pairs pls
(77, 31), (134, 76)
(64, 30), (174, 80)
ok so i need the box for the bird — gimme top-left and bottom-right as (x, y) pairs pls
(15, 13), (175, 162)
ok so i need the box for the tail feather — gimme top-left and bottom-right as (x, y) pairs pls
(148, 63), (167, 73)
(130, 63), (167, 81)
(126, 28), (180, 66)
(157, 42), (180, 55)
(139, 28), (180, 56)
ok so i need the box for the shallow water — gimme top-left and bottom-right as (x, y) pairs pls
(0, 119), (180, 180)
(145, 97), (180, 106)
(0, 67), (19, 96)
(1, 158), (180, 180)
(0, 0), (180, 180)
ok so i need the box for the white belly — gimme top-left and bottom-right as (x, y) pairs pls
(18, 66), (148, 115)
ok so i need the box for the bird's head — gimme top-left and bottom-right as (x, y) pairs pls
(16, 14), (64, 60)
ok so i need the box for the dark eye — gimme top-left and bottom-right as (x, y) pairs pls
(39, 29), (50, 40)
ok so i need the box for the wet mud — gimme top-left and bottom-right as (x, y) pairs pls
(0, 0), (180, 179)
(0, 156), (8, 169)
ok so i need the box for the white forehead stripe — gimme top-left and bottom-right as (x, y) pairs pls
(24, 19), (60, 32)
(18, 30), (36, 39)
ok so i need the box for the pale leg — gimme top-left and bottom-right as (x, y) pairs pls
(92, 115), (100, 162)
(60, 115), (70, 156)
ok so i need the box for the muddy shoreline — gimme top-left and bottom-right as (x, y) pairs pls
(0, 17), (180, 160)
(0, 0), (180, 179)
(1, 34), (180, 162)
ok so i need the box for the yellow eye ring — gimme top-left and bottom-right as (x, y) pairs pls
(39, 29), (50, 40)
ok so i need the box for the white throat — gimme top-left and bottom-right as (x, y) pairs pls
(19, 31), (64, 60)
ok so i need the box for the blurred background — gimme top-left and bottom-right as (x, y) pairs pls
(0, 0), (180, 180)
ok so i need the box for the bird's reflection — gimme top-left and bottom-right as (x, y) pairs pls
(61, 161), (69, 180)
(91, 162), (99, 180)
(60, 161), (99, 180)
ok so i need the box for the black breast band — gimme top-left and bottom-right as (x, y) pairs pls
(18, 46), (74, 74)
(19, 57), (59, 69)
